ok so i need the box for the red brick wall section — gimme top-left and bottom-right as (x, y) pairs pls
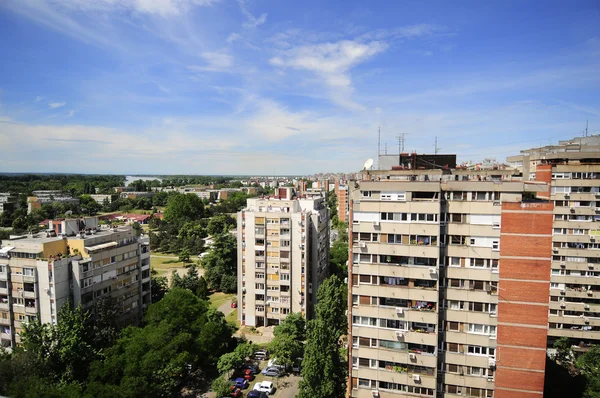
(497, 325), (548, 349)
(497, 346), (546, 371)
(496, 369), (545, 393)
(535, 164), (552, 199)
(501, 235), (553, 258)
(498, 302), (549, 326)
(500, 258), (551, 281)
(496, 201), (553, 397)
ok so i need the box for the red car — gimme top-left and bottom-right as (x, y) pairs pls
(242, 369), (255, 381)
(231, 300), (238, 308)
(230, 386), (242, 397)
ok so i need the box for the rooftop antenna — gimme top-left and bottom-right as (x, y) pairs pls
(586, 120), (589, 137)
(384, 143), (388, 155)
(396, 133), (406, 153)
(377, 127), (381, 170)
(434, 137), (440, 154)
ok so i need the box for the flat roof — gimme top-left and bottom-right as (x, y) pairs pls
(86, 241), (118, 252)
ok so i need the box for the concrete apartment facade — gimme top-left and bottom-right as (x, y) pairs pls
(237, 189), (329, 327)
(0, 217), (150, 349)
(509, 136), (600, 347)
(347, 167), (551, 398)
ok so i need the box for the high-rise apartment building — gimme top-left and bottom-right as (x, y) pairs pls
(347, 166), (552, 398)
(0, 217), (151, 349)
(335, 181), (349, 224)
(237, 188), (329, 327)
(508, 136), (600, 346)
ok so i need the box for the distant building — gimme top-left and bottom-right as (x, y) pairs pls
(89, 194), (117, 204)
(0, 193), (18, 215)
(0, 218), (151, 349)
(119, 191), (155, 200)
(27, 191), (79, 214)
(237, 194), (330, 327)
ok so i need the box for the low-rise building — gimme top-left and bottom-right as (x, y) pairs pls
(0, 217), (150, 349)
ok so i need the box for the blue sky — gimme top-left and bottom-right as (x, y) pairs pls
(0, 0), (599, 175)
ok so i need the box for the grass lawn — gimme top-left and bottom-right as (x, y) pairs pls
(209, 292), (236, 309)
(226, 307), (238, 325)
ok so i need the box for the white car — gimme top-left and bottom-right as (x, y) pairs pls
(253, 381), (275, 394)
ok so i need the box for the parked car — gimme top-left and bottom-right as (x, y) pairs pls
(233, 377), (249, 389)
(229, 386), (243, 397)
(247, 391), (268, 398)
(241, 364), (260, 374)
(252, 350), (269, 360)
(267, 358), (278, 368)
(241, 369), (255, 381)
(231, 300), (238, 308)
(253, 381), (275, 394)
(261, 367), (283, 377)
(292, 357), (302, 374)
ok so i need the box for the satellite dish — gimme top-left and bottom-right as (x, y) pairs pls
(363, 158), (374, 170)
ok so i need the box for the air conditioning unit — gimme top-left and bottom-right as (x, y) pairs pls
(409, 353), (416, 360)
(359, 242), (367, 248)
(372, 390), (380, 397)
(591, 237), (596, 242)
(585, 317), (590, 323)
(373, 220), (380, 227)
(588, 290), (593, 296)
(412, 374), (421, 382)
(429, 268), (437, 274)
(488, 359), (496, 368)
(589, 264), (595, 269)
(560, 262), (566, 268)
(560, 289), (566, 295)
(570, 207), (576, 212)
(396, 331), (404, 339)
(595, 192), (600, 197)
(395, 307), (403, 315)
(553, 248), (559, 253)
(585, 304), (590, 310)
(560, 301), (566, 308)
(564, 193), (570, 198)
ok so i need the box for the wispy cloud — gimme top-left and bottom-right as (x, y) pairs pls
(46, 0), (221, 16)
(271, 40), (387, 110)
(34, 96), (43, 102)
(45, 138), (110, 144)
(67, 110), (76, 117)
(48, 102), (66, 109)
(238, 0), (267, 29)
(189, 52), (233, 72)
(227, 33), (241, 43)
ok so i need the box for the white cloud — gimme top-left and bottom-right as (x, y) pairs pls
(48, 102), (66, 109)
(270, 40), (387, 110)
(238, 0), (267, 29)
(189, 52), (233, 72)
(45, 0), (220, 16)
(67, 110), (76, 117)
(34, 96), (43, 102)
(227, 33), (241, 43)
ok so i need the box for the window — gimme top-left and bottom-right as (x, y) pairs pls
(448, 321), (460, 331)
(255, 272), (265, 279)
(449, 257), (461, 267)
(358, 378), (371, 387)
(362, 191), (372, 198)
(280, 273), (290, 281)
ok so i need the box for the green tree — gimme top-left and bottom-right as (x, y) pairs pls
(164, 193), (205, 224)
(577, 345), (600, 398)
(299, 276), (347, 398)
(330, 238), (348, 278)
(131, 222), (142, 237)
(211, 376), (232, 398)
(269, 313), (306, 367)
(202, 233), (237, 292)
(151, 270), (169, 303)
(207, 214), (236, 236)
(553, 337), (573, 365)
(179, 247), (191, 263)
(196, 276), (209, 300)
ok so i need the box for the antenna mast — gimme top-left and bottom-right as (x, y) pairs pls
(586, 120), (589, 137)
(378, 126), (381, 170)
(434, 137), (439, 154)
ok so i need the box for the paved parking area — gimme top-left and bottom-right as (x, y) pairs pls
(272, 374), (301, 398)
